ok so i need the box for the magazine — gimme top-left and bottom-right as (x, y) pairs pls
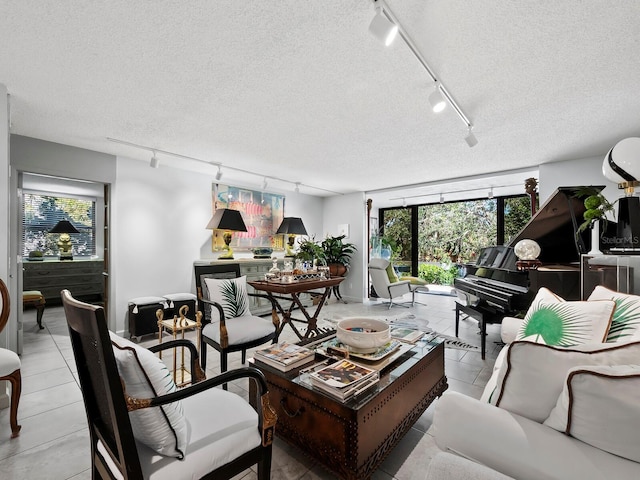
(311, 371), (379, 401)
(253, 342), (315, 371)
(390, 327), (425, 344)
(309, 359), (377, 390)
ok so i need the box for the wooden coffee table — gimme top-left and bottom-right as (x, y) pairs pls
(249, 335), (447, 480)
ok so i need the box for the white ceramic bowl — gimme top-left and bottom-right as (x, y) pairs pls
(336, 318), (391, 353)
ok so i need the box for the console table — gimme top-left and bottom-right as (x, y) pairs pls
(23, 259), (104, 304)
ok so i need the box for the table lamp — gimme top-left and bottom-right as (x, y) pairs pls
(49, 220), (80, 261)
(602, 137), (640, 250)
(206, 208), (247, 259)
(276, 217), (308, 257)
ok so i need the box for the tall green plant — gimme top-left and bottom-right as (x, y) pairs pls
(321, 235), (357, 266)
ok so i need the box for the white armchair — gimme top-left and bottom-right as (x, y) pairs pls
(368, 258), (425, 308)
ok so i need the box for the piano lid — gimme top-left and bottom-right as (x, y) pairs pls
(508, 186), (605, 264)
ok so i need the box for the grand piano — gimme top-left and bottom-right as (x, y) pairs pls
(453, 186), (605, 358)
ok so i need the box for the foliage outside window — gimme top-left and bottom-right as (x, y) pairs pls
(378, 195), (534, 285)
(23, 193), (96, 257)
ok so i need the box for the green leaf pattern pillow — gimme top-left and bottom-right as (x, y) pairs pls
(517, 288), (614, 346)
(204, 275), (251, 320)
(588, 285), (640, 342)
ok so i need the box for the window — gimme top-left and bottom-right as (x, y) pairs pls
(23, 192), (96, 257)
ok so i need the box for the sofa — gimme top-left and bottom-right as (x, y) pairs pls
(429, 286), (640, 480)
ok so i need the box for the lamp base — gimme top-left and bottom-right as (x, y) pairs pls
(59, 253), (74, 261)
(219, 248), (234, 259)
(615, 196), (640, 250)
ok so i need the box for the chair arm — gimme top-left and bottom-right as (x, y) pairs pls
(198, 296), (231, 347)
(147, 339), (206, 383)
(500, 316), (523, 344)
(388, 280), (411, 297)
(128, 366), (277, 447)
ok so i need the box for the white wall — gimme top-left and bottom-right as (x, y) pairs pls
(112, 156), (325, 334)
(1, 87), (10, 353)
(539, 156), (620, 207)
(322, 192), (367, 302)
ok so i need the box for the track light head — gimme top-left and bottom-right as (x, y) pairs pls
(369, 5), (398, 46)
(429, 86), (446, 113)
(294, 182), (300, 194)
(150, 153), (159, 168)
(488, 187), (494, 199)
(262, 178), (268, 191)
(215, 166), (223, 181)
(402, 197), (407, 207)
(465, 128), (478, 148)
(440, 194), (445, 204)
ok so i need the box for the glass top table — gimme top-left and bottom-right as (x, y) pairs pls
(249, 332), (448, 480)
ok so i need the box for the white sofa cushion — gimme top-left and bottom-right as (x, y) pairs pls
(432, 391), (640, 480)
(204, 275), (252, 319)
(426, 452), (515, 480)
(490, 340), (640, 423)
(544, 364), (640, 463)
(109, 332), (187, 458)
(515, 287), (614, 346)
(588, 285), (640, 342)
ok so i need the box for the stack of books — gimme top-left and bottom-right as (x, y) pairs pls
(253, 342), (315, 372)
(309, 359), (379, 401)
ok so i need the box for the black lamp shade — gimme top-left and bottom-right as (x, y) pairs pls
(206, 208), (247, 232)
(276, 217), (308, 235)
(49, 220), (80, 234)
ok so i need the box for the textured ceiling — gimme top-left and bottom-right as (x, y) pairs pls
(1, 1), (639, 200)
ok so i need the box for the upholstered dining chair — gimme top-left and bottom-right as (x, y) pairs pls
(0, 277), (21, 438)
(61, 289), (276, 480)
(194, 264), (279, 374)
(368, 258), (427, 308)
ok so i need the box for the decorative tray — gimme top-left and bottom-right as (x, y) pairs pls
(267, 272), (325, 282)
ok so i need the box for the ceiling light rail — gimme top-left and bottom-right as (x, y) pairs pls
(106, 137), (343, 195)
(370, 0), (475, 145)
(387, 182), (524, 203)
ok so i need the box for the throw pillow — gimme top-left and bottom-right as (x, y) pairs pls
(491, 340), (640, 423)
(588, 285), (640, 342)
(385, 264), (399, 283)
(109, 332), (187, 458)
(516, 287), (614, 346)
(544, 364), (640, 463)
(203, 275), (252, 320)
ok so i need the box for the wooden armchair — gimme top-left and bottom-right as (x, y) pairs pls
(61, 289), (276, 479)
(0, 278), (21, 438)
(194, 264), (279, 374)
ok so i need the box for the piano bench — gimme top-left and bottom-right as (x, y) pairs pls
(455, 302), (502, 360)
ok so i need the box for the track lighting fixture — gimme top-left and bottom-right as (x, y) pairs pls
(402, 197), (407, 207)
(440, 194), (445, 204)
(150, 152), (160, 168)
(294, 182), (300, 194)
(488, 187), (494, 199)
(262, 177), (268, 191)
(429, 84), (446, 113)
(368, 1), (398, 47)
(465, 127), (478, 148)
(106, 137), (343, 195)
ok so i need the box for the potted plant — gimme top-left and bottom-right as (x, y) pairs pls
(27, 250), (44, 261)
(296, 237), (326, 265)
(321, 235), (357, 277)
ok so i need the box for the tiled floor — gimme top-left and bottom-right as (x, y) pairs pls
(0, 292), (502, 479)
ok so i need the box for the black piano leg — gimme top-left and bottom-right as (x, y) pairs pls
(481, 319), (486, 360)
(455, 304), (460, 337)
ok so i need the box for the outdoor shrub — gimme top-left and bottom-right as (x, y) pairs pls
(418, 263), (459, 285)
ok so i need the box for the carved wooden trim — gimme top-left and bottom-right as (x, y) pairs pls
(261, 392), (278, 447)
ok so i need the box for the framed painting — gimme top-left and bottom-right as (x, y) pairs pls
(212, 184), (285, 252)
